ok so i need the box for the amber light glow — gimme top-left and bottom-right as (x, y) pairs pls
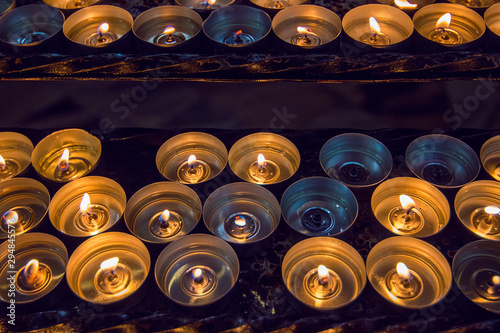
(399, 194), (416, 211)
(3, 211), (18, 225)
(187, 155), (197, 167)
(80, 193), (91, 215)
(493, 275), (500, 286)
(297, 26), (312, 34)
(236, 30), (243, 36)
(23, 259), (40, 284)
(485, 206), (500, 215)
(97, 23), (109, 36)
(318, 264), (330, 284)
(58, 148), (70, 170)
(0, 154), (5, 170)
(257, 153), (266, 167)
(100, 257), (119, 271)
(396, 262), (411, 280)
(394, 0), (417, 9)
(369, 17), (382, 35)
(436, 13), (451, 30)
(163, 26), (175, 35)
(234, 216), (246, 227)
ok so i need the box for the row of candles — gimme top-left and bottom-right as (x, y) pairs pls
(2, 2), (500, 53)
(1, 129), (500, 314)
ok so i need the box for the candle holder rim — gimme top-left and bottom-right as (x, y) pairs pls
(0, 131), (34, 150)
(0, 0), (15, 16)
(485, 3), (500, 30)
(175, 0), (237, 11)
(43, 0), (102, 10)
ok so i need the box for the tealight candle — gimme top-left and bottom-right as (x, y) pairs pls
(480, 135), (500, 181)
(455, 180), (500, 241)
(156, 132), (227, 184)
(271, 5), (342, 51)
(453, 240), (500, 314)
(342, 4), (414, 51)
(43, 0), (101, 11)
(377, 0), (435, 14)
(405, 134), (480, 188)
(282, 237), (366, 311)
(366, 237), (452, 309)
(49, 176), (126, 237)
(448, 0), (497, 11)
(281, 177), (358, 237)
(251, 0), (306, 11)
(413, 4), (485, 50)
(372, 177), (450, 237)
(176, 0), (234, 11)
(63, 5), (133, 50)
(31, 129), (101, 183)
(66, 232), (150, 305)
(0, 233), (67, 304)
(228, 132), (300, 185)
(0, 178), (50, 239)
(155, 234), (239, 307)
(124, 182), (202, 244)
(203, 182), (281, 246)
(0, 132), (34, 181)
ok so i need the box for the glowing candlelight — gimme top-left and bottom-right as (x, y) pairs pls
(493, 275), (500, 286)
(23, 259), (40, 285)
(472, 205), (500, 235)
(297, 26), (311, 34)
(318, 264), (330, 285)
(369, 17), (382, 35)
(3, 211), (18, 225)
(234, 216), (247, 228)
(485, 205), (500, 215)
(97, 23), (109, 38)
(428, 13), (462, 44)
(400, 194), (416, 213)
(386, 261), (422, 299)
(291, 26), (321, 47)
(388, 194), (424, 234)
(394, 0), (417, 9)
(80, 193), (91, 216)
(57, 148), (70, 172)
(360, 17), (391, 45)
(187, 155), (197, 168)
(257, 153), (266, 169)
(100, 257), (119, 272)
(0, 154), (5, 171)
(193, 267), (203, 283)
(160, 209), (170, 224)
(86, 22), (117, 46)
(163, 26), (175, 35)
(396, 262), (411, 281)
(436, 13), (451, 30)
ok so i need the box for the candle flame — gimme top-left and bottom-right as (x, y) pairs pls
(100, 257), (119, 271)
(485, 205), (500, 215)
(436, 13), (451, 30)
(297, 26), (312, 34)
(193, 268), (203, 279)
(58, 148), (70, 170)
(318, 265), (330, 281)
(234, 216), (246, 227)
(0, 154), (5, 168)
(236, 30), (243, 36)
(98, 23), (109, 35)
(3, 211), (18, 225)
(209, 0), (216, 4)
(493, 275), (500, 286)
(369, 17), (382, 35)
(160, 209), (170, 223)
(394, 0), (417, 9)
(24, 259), (39, 284)
(163, 26), (175, 35)
(396, 262), (411, 280)
(80, 193), (91, 215)
(257, 153), (266, 167)
(187, 154), (197, 167)
(399, 194), (416, 211)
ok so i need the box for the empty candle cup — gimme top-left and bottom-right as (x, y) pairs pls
(405, 134), (480, 188)
(281, 177), (358, 237)
(0, 178), (50, 239)
(480, 135), (500, 181)
(342, 4), (414, 52)
(63, 5), (133, 52)
(0, 4), (65, 54)
(31, 128), (101, 183)
(66, 232), (150, 305)
(0, 132), (34, 181)
(228, 132), (300, 185)
(455, 180), (500, 241)
(0, 233), (68, 304)
(156, 132), (227, 184)
(452, 240), (500, 314)
(272, 5), (342, 51)
(485, 4), (500, 51)
(282, 237), (366, 311)
(133, 6), (203, 53)
(413, 4), (485, 51)
(319, 133), (392, 188)
(0, 0), (15, 17)
(49, 176), (126, 237)
(202, 5), (272, 52)
(176, 0), (235, 15)
(155, 233), (239, 307)
(371, 177), (450, 238)
(203, 182), (281, 245)
(124, 182), (202, 244)
(366, 236), (452, 309)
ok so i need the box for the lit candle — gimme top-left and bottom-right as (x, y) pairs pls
(1, 208), (34, 235)
(222, 29), (254, 46)
(472, 205), (500, 236)
(428, 13), (462, 44)
(263, 0), (293, 9)
(153, 26), (186, 45)
(472, 269), (500, 301)
(247, 153), (280, 184)
(0, 132), (33, 181)
(75, 192), (110, 235)
(86, 22), (118, 46)
(394, 0), (417, 9)
(386, 262), (422, 299)
(94, 257), (132, 295)
(0, 153), (21, 180)
(388, 194), (424, 234)
(182, 265), (216, 296)
(303, 264), (341, 300)
(0, 155), (5, 171)
(360, 17), (391, 45)
(176, 154), (211, 183)
(224, 213), (259, 240)
(291, 26), (321, 47)
(194, 0), (220, 10)
(53, 147), (84, 181)
(149, 209), (183, 239)
(16, 259), (51, 294)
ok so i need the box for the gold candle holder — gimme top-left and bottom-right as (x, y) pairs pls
(31, 128), (101, 183)
(371, 177), (450, 238)
(453, 240), (500, 314)
(66, 232), (150, 305)
(0, 178), (50, 239)
(49, 176), (126, 237)
(203, 182), (281, 245)
(447, 0), (496, 11)
(155, 233), (239, 307)
(480, 135), (500, 181)
(366, 236), (452, 309)
(0, 132), (34, 181)
(0, 233), (67, 304)
(282, 237), (366, 311)
(43, 0), (101, 11)
(251, 0), (307, 12)
(377, 0), (435, 15)
(156, 132), (227, 184)
(485, 4), (500, 51)
(228, 132), (300, 185)
(124, 182), (202, 244)
(455, 180), (500, 241)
